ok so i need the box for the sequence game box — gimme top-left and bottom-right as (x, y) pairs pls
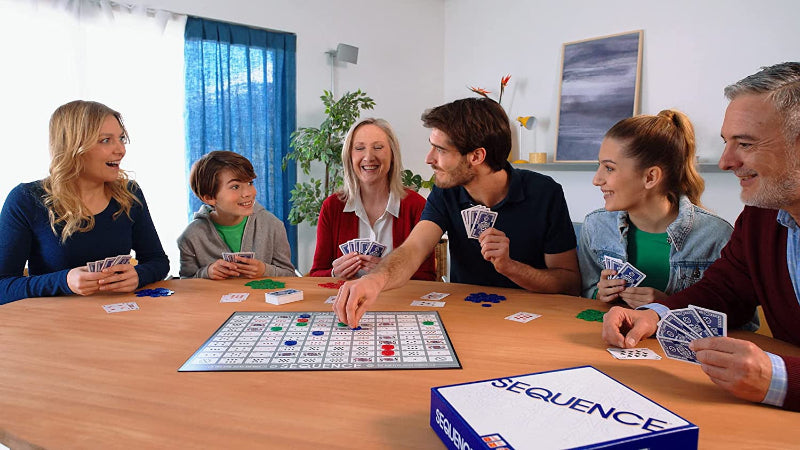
(430, 366), (697, 449)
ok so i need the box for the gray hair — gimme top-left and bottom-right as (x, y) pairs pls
(724, 62), (800, 144)
(339, 117), (407, 203)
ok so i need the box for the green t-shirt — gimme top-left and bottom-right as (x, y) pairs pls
(213, 217), (248, 252)
(627, 224), (670, 291)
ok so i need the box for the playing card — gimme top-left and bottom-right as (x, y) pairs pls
(87, 261), (97, 272)
(504, 311), (541, 323)
(324, 295), (337, 304)
(235, 252), (255, 260)
(656, 320), (693, 343)
(668, 308), (714, 338)
(616, 262), (646, 287)
(602, 255), (624, 272)
(661, 313), (703, 340)
(103, 302), (138, 313)
(112, 254), (132, 266)
(101, 257), (117, 270)
(421, 292), (450, 300)
(339, 242), (350, 255)
(220, 293), (249, 303)
(411, 300), (446, 307)
(365, 241), (386, 257)
(607, 348), (662, 360)
(221, 252), (235, 262)
(689, 304), (727, 337)
(658, 337), (700, 364)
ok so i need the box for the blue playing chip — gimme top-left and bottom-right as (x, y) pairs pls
(481, 303), (492, 307)
(285, 340), (297, 346)
(312, 331), (324, 336)
(299, 313), (311, 318)
(135, 288), (174, 297)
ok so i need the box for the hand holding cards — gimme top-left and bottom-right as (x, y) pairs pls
(461, 205), (497, 239)
(656, 305), (727, 364)
(602, 255), (646, 287)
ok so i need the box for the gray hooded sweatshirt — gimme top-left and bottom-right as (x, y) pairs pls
(177, 202), (296, 279)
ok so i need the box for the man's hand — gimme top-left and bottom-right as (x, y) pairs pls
(333, 275), (385, 328)
(601, 306), (660, 348)
(208, 258), (239, 280)
(618, 286), (668, 308)
(97, 263), (140, 293)
(478, 228), (511, 271)
(691, 337), (773, 403)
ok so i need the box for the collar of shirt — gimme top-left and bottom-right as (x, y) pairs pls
(343, 189), (400, 219)
(456, 162), (522, 210)
(777, 209), (799, 230)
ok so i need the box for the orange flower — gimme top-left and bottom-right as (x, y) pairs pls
(468, 75), (511, 104)
(469, 86), (491, 98)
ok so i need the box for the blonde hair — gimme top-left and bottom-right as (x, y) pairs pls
(605, 109), (705, 207)
(42, 100), (140, 242)
(339, 118), (407, 202)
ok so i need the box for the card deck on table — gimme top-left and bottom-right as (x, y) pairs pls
(504, 311), (541, 323)
(264, 288), (304, 305)
(102, 301), (139, 313)
(607, 348), (662, 360)
(411, 300), (446, 307)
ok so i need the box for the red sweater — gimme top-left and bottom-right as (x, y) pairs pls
(664, 206), (800, 411)
(309, 189), (436, 281)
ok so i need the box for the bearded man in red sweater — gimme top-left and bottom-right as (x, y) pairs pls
(603, 61), (800, 411)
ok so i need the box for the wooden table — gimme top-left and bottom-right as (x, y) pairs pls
(1, 277), (798, 449)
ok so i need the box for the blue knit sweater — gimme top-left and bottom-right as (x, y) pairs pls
(0, 181), (169, 304)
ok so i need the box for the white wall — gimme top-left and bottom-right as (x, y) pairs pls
(126, 0), (445, 273)
(443, 0), (800, 225)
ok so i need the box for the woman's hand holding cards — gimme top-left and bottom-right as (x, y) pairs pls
(97, 263), (139, 293)
(331, 252), (361, 279)
(596, 269), (625, 302)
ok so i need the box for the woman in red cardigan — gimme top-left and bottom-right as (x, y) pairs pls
(309, 118), (436, 280)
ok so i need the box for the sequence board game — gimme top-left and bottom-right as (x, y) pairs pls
(179, 311), (461, 372)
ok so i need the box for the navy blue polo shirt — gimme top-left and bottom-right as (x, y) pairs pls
(420, 165), (576, 289)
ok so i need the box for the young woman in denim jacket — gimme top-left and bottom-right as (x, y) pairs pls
(578, 109), (733, 308)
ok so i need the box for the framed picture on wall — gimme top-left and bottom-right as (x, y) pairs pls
(553, 30), (643, 162)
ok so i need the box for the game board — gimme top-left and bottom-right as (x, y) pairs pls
(179, 311), (461, 371)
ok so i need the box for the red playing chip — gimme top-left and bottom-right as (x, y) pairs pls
(381, 350), (395, 356)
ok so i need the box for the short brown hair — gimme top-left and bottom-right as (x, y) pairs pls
(189, 150), (257, 200)
(421, 97), (511, 171)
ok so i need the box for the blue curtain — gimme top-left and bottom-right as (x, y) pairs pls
(184, 17), (297, 265)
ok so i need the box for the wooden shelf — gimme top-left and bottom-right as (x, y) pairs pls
(513, 162), (724, 173)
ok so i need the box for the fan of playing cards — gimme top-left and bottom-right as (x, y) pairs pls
(222, 251), (255, 262)
(461, 205), (497, 239)
(656, 305), (727, 364)
(86, 254), (132, 272)
(339, 239), (386, 257)
(603, 255), (646, 287)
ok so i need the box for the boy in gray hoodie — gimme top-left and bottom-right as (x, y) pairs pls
(178, 151), (296, 279)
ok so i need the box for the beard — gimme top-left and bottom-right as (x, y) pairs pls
(741, 164), (800, 210)
(432, 157), (474, 189)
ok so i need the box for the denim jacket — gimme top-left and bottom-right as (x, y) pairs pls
(578, 196), (733, 299)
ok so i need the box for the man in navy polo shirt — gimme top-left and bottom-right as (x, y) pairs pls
(334, 97), (581, 327)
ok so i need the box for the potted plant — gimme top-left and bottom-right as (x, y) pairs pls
(283, 89), (375, 226)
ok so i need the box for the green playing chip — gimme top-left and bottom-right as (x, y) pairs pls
(576, 309), (605, 322)
(245, 279), (286, 289)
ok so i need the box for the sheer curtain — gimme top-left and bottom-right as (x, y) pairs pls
(0, 0), (187, 277)
(184, 17), (298, 265)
